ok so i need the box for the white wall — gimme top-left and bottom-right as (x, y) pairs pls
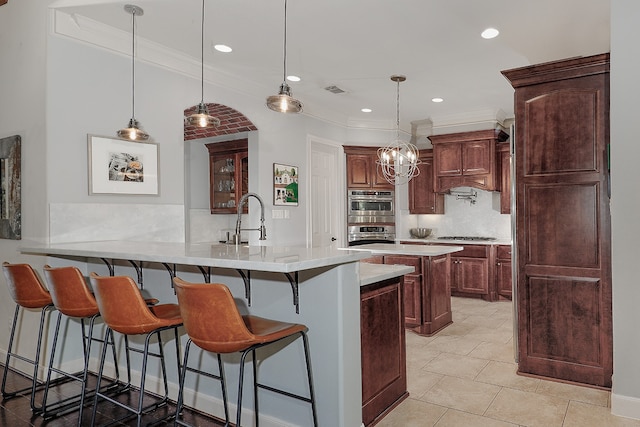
(610, 0), (640, 419)
(0, 0), (52, 373)
(45, 33), (349, 246)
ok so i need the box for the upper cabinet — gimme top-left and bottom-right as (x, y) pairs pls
(344, 146), (394, 189)
(408, 150), (444, 214)
(206, 139), (248, 214)
(496, 142), (511, 214)
(429, 129), (508, 193)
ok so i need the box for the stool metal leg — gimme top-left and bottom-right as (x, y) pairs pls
(1, 304), (53, 414)
(245, 333), (319, 427)
(252, 349), (259, 427)
(236, 349), (251, 427)
(174, 341), (229, 427)
(301, 331), (319, 427)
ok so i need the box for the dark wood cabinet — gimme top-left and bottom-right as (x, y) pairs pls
(503, 53), (612, 387)
(430, 129), (508, 193)
(408, 150), (444, 214)
(360, 276), (408, 426)
(495, 245), (512, 300)
(384, 255), (422, 327)
(497, 142), (511, 214)
(206, 139), (248, 214)
(384, 254), (452, 335)
(450, 245), (492, 300)
(344, 146), (394, 189)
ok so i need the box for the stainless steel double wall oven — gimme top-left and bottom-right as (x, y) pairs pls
(347, 189), (395, 245)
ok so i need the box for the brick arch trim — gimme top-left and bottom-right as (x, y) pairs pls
(183, 103), (258, 141)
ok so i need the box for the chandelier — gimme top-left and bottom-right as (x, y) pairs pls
(377, 75), (420, 185)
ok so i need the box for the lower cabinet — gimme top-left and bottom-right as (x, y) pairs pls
(448, 245), (494, 301)
(360, 277), (408, 426)
(384, 254), (452, 335)
(495, 245), (512, 300)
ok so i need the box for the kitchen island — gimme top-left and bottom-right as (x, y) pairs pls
(346, 243), (463, 336)
(19, 240), (410, 427)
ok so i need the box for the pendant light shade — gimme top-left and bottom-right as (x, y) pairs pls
(266, 82), (303, 114)
(185, 0), (220, 128)
(377, 75), (421, 185)
(118, 4), (149, 142)
(266, 0), (302, 113)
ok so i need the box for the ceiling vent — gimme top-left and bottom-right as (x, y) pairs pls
(324, 85), (346, 94)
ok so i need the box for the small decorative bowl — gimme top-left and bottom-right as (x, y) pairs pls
(410, 228), (432, 239)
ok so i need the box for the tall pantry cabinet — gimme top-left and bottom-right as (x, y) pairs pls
(502, 53), (612, 387)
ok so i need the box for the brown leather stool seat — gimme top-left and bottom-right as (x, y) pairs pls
(1, 262), (54, 413)
(89, 272), (182, 427)
(41, 265), (127, 425)
(173, 277), (318, 427)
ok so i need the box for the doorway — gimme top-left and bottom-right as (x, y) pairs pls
(307, 136), (344, 247)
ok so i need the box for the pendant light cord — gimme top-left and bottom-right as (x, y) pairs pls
(200, 0), (205, 104)
(396, 78), (400, 140)
(131, 8), (137, 121)
(282, 0), (288, 82)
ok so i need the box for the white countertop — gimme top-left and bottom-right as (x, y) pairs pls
(359, 262), (414, 286)
(399, 238), (513, 246)
(20, 240), (370, 273)
(343, 243), (464, 256)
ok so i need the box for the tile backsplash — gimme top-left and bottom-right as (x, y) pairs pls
(398, 187), (512, 240)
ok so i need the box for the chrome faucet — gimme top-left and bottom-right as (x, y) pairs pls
(233, 192), (266, 244)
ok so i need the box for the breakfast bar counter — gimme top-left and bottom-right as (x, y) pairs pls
(20, 240), (375, 426)
(19, 240), (407, 427)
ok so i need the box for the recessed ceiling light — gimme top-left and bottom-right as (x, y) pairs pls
(287, 75), (301, 82)
(214, 44), (232, 53)
(361, 108), (372, 113)
(481, 28), (499, 39)
(432, 97), (444, 103)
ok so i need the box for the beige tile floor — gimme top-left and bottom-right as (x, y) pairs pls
(378, 297), (640, 427)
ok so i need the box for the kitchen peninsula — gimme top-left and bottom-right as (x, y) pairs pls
(19, 240), (411, 427)
(347, 244), (463, 336)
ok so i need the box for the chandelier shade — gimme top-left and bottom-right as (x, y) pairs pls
(118, 4), (149, 142)
(266, 0), (302, 113)
(377, 75), (421, 185)
(185, 0), (219, 128)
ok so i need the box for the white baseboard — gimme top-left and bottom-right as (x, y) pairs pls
(611, 392), (640, 421)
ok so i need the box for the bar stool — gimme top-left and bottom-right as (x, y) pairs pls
(89, 272), (183, 427)
(1, 262), (54, 413)
(172, 277), (318, 427)
(40, 265), (126, 424)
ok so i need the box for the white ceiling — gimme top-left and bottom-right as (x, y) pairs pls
(50, 0), (611, 134)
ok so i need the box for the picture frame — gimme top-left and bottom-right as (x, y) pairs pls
(0, 135), (21, 240)
(88, 135), (159, 195)
(273, 163), (298, 206)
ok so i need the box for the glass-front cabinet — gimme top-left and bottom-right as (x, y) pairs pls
(206, 139), (248, 214)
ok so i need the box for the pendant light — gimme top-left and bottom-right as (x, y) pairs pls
(377, 75), (421, 185)
(185, 0), (220, 128)
(266, 0), (302, 113)
(117, 4), (149, 141)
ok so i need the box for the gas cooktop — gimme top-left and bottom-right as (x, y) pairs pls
(437, 236), (497, 241)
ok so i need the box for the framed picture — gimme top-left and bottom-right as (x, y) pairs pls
(273, 163), (298, 206)
(88, 135), (159, 195)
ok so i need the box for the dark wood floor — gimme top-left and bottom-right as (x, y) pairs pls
(0, 364), (227, 426)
